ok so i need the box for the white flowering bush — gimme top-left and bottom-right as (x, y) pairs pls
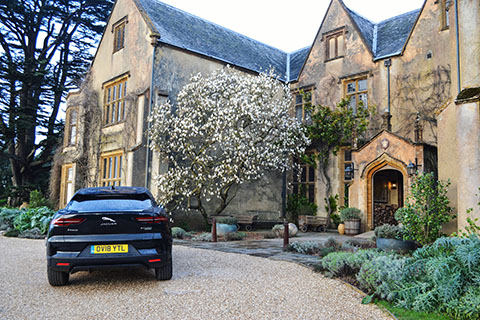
(149, 66), (309, 223)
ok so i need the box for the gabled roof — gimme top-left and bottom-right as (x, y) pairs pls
(135, 0), (306, 82)
(289, 47), (310, 82)
(374, 9), (421, 60)
(344, 8), (375, 54)
(343, 3), (421, 61)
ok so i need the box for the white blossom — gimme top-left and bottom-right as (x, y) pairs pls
(149, 66), (310, 215)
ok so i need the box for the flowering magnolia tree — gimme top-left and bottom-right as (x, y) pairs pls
(149, 66), (309, 223)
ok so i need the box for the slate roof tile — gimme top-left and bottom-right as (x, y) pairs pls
(345, 5), (421, 60)
(134, 0), (420, 83)
(136, 0), (293, 81)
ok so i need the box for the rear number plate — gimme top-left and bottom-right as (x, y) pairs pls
(91, 244), (128, 254)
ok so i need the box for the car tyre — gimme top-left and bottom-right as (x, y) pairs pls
(155, 260), (172, 281)
(47, 267), (69, 286)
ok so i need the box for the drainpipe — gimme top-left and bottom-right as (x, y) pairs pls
(145, 34), (160, 189)
(382, 58), (392, 131)
(384, 58), (391, 114)
(454, 0), (461, 94)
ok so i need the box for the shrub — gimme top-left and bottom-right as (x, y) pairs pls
(225, 232), (246, 241)
(395, 172), (454, 246)
(172, 227), (187, 239)
(329, 212), (341, 228)
(13, 207), (54, 234)
(4, 229), (19, 237)
(324, 237), (341, 249)
(29, 190), (51, 208)
(444, 285), (480, 320)
(375, 224), (404, 240)
(215, 216), (237, 225)
(321, 249), (385, 277)
(357, 254), (406, 301)
(393, 235), (480, 318)
(18, 227), (44, 239)
(342, 239), (364, 251)
(192, 232), (212, 242)
(286, 241), (321, 255)
(340, 207), (361, 221)
(287, 194), (317, 224)
(324, 194), (339, 220)
(0, 207), (19, 230)
(318, 246), (337, 257)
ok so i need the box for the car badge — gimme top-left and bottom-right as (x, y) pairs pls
(102, 217), (116, 223)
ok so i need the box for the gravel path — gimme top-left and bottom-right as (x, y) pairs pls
(0, 237), (391, 320)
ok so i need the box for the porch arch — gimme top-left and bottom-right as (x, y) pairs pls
(363, 153), (408, 230)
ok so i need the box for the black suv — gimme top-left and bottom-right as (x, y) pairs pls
(46, 187), (172, 286)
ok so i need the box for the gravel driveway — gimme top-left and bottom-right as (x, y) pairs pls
(0, 237), (391, 320)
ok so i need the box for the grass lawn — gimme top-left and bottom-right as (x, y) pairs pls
(376, 301), (450, 320)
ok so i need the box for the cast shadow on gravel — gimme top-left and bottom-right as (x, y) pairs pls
(65, 267), (160, 287)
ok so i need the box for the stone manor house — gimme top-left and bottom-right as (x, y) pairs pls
(52, 0), (480, 232)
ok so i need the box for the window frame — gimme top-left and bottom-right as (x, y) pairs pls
(344, 77), (368, 114)
(112, 17), (128, 53)
(65, 107), (78, 147)
(100, 151), (124, 187)
(440, 0), (451, 30)
(324, 29), (345, 61)
(292, 154), (316, 204)
(338, 147), (353, 208)
(103, 76), (128, 126)
(293, 89), (313, 123)
(60, 163), (75, 208)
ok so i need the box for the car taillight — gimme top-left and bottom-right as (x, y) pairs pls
(135, 216), (168, 224)
(52, 218), (86, 227)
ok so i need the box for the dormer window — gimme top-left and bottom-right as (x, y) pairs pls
(112, 17), (128, 52)
(324, 28), (345, 61)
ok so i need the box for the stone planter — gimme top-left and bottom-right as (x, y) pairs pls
(344, 219), (360, 235)
(273, 223), (298, 238)
(376, 238), (417, 254)
(216, 223), (238, 236)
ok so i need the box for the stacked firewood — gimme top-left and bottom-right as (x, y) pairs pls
(374, 204), (399, 226)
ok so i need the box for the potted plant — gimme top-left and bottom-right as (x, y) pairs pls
(340, 207), (361, 235)
(374, 224), (416, 253)
(215, 216), (238, 236)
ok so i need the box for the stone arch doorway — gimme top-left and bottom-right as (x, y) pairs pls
(363, 155), (409, 230)
(372, 169), (403, 227)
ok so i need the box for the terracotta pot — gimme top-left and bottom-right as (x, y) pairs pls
(338, 223), (345, 235)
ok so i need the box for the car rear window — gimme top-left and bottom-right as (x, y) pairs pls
(68, 196), (153, 212)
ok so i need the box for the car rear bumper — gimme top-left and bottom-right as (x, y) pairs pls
(47, 251), (171, 273)
(47, 233), (172, 273)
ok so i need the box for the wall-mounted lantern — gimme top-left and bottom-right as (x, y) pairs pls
(344, 163), (354, 180)
(407, 161), (417, 176)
